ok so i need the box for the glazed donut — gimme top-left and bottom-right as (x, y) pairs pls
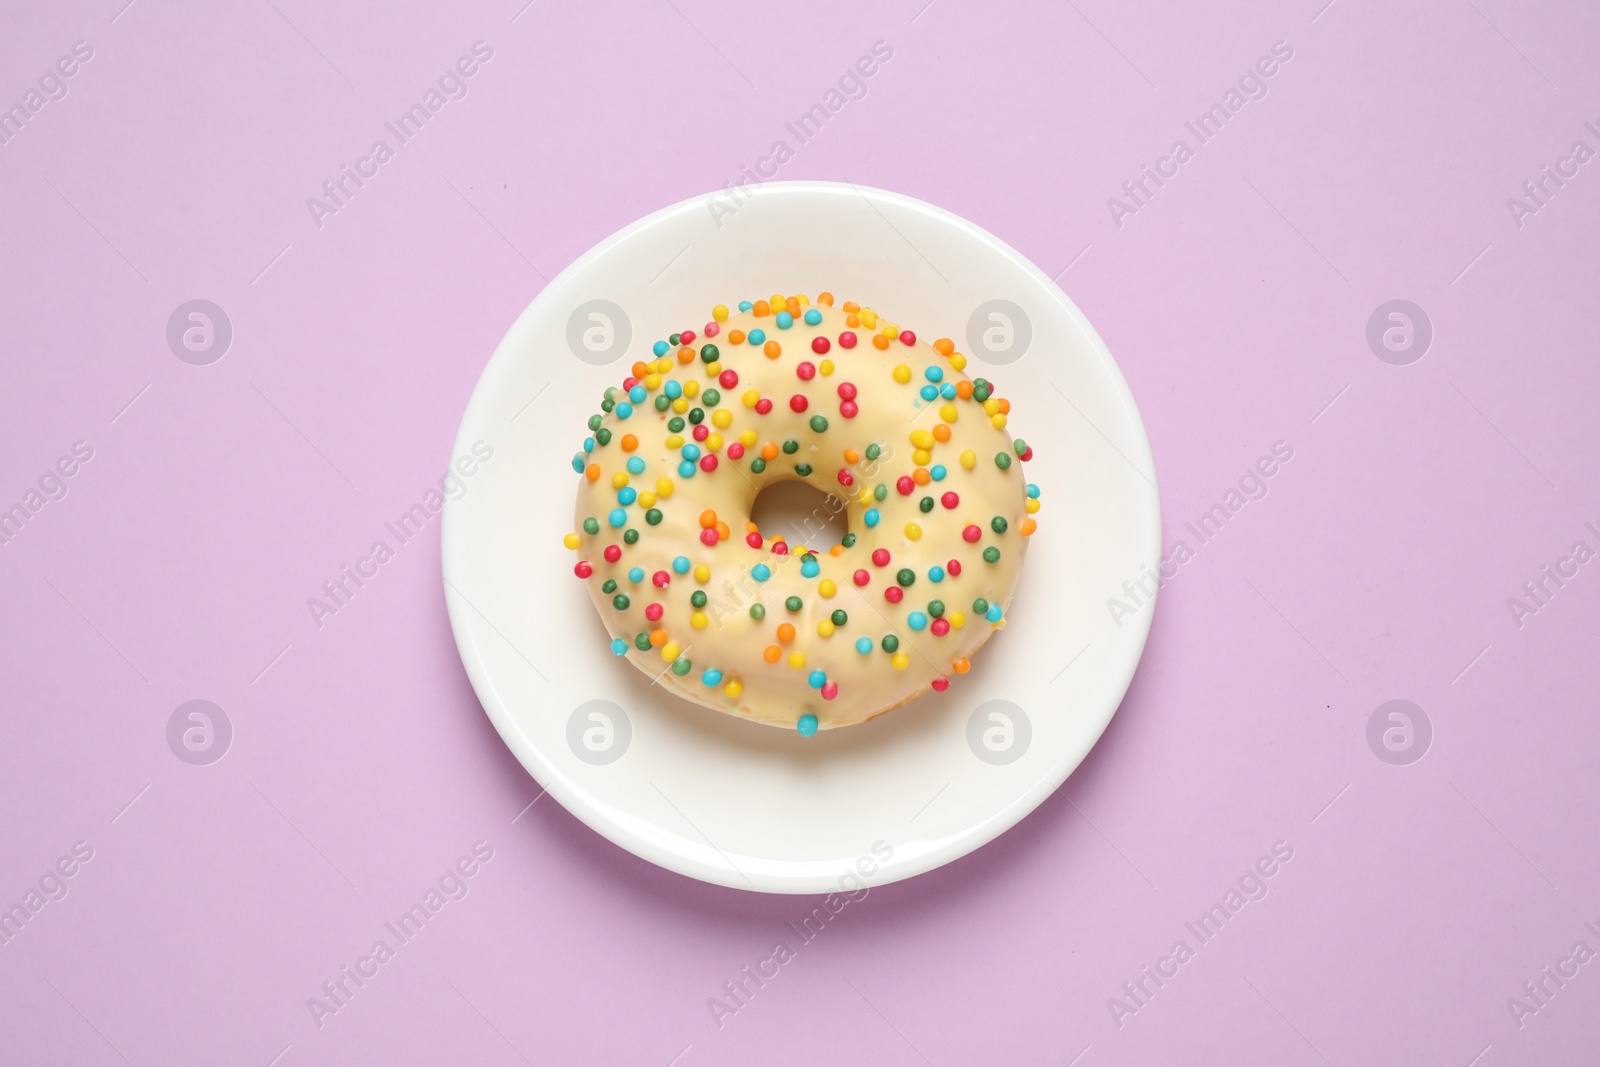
(564, 292), (1042, 734)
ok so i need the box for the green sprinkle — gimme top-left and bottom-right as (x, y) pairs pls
(612, 594), (630, 610)
(668, 416), (685, 433)
(688, 407), (705, 424)
(750, 457), (767, 474)
(994, 451), (1012, 470)
(991, 516), (1008, 534)
(690, 590), (707, 608)
(602, 579), (617, 594)
(865, 443), (882, 460)
(919, 496), (935, 513)
(972, 597), (989, 615)
(782, 439), (799, 454)
(623, 528), (639, 544)
(928, 600), (945, 617)
(897, 568), (915, 587)
(983, 546), (1001, 563)
(749, 603), (766, 621)
(645, 509), (663, 525)
(794, 463), (813, 477)
(830, 609), (848, 626)
(1013, 438), (1028, 457)
(654, 394), (671, 411)
(671, 656), (692, 676)
(841, 532), (857, 548)
(702, 389), (721, 406)
(700, 343), (720, 363)
(973, 379), (992, 402)
(873, 483), (888, 501)
(669, 333), (681, 346)
(582, 517), (600, 535)
(785, 596), (803, 613)
(634, 632), (651, 651)
(594, 428), (612, 446)
(600, 398), (615, 413)
(881, 634), (900, 653)
(809, 415), (828, 433)
(587, 414), (603, 431)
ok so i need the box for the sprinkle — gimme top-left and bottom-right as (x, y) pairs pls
(603, 545), (622, 563)
(739, 301), (754, 312)
(811, 336), (830, 354)
(801, 557), (820, 578)
(803, 308), (823, 325)
(855, 637), (873, 654)
(986, 604), (1003, 623)
(797, 713), (818, 736)
(819, 579), (837, 597)
(908, 611), (928, 630)
(776, 311), (794, 328)
(821, 681), (838, 700)
(892, 365), (912, 384)
(749, 603), (766, 620)
(931, 676), (950, 692)
(920, 385), (938, 401)
(808, 670), (826, 689)
(789, 394), (809, 413)
(963, 524), (982, 543)
(785, 596), (803, 613)
(725, 680), (743, 697)
(871, 548), (891, 567)
(671, 657), (693, 676)
(983, 546), (1001, 563)
(702, 668), (723, 686)
(627, 566), (645, 583)
(884, 587), (904, 603)
(891, 652), (909, 670)
(612, 594), (630, 610)
(574, 561), (593, 578)
(905, 523), (922, 540)
(960, 450), (977, 470)
(693, 563), (711, 582)
(853, 569), (870, 586)
(931, 618), (951, 636)
(764, 645), (782, 662)
(931, 465), (947, 481)
(777, 623), (796, 642)
(611, 638), (628, 655)
(713, 304), (729, 321)
(992, 516), (1009, 534)
(947, 559), (962, 577)
(817, 620), (835, 637)
(608, 509), (627, 528)
(809, 415), (829, 433)
(563, 533), (580, 550)
(797, 361), (816, 380)
(928, 566), (945, 583)
(787, 651), (806, 669)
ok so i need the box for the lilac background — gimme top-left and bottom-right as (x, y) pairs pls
(3, 0), (1598, 1063)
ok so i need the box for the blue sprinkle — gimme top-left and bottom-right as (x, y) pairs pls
(920, 385), (939, 401)
(940, 383), (957, 399)
(626, 456), (646, 475)
(748, 328), (766, 345)
(673, 556), (691, 574)
(681, 443), (701, 461)
(797, 713), (818, 737)
(925, 365), (943, 382)
(855, 637), (873, 654)
(752, 564), (771, 582)
(653, 340), (669, 357)
(627, 567), (644, 583)
(930, 464), (947, 481)
(702, 668), (723, 687)
(739, 300), (753, 312)
(801, 558), (820, 578)
(608, 509), (627, 527)
(615, 402), (632, 419)
(583, 437), (595, 453)
(928, 566), (945, 583)
(678, 460), (696, 478)
(803, 308), (822, 325)
(986, 604), (1004, 623)
(864, 508), (881, 527)
(776, 311), (794, 329)
(807, 670), (826, 689)
(1028, 483), (1040, 499)
(617, 487), (637, 505)
(908, 611), (929, 631)
(664, 379), (683, 399)
(571, 453), (585, 473)
(630, 385), (647, 404)
(610, 638), (628, 655)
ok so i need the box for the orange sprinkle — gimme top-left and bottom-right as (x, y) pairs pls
(817, 291), (834, 306)
(777, 623), (796, 643)
(912, 467), (932, 485)
(846, 313), (861, 327)
(933, 338), (955, 356)
(729, 328), (746, 344)
(760, 441), (779, 461)
(764, 644), (782, 663)
(872, 334), (890, 350)
(785, 297), (800, 315)
(843, 448), (861, 464)
(650, 629), (667, 647)
(763, 340), (782, 359)
(1020, 518), (1037, 536)
(714, 521), (730, 541)
(584, 464), (600, 482)
(699, 509), (718, 529)
(770, 534), (786, 544)
(745, 521), (759, 533)
(842, 301), (860, 313)
(828, 544), (845, 556)
(997, 398), (1011, 414)
(677, 346), (696, 364)
(956, 380), (974, 399)
(753, 300), (771, 316)
(932, 424), (952, 443)
(952, 656), (971, 674)
(632, 360), (650, 377)
(621, 434), (639, 452)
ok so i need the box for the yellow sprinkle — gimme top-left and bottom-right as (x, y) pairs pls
(691, 612), (708, 629)
(684, 380), (700, 398)
(880, 324), (898, 337)
(693, 564), (710, 583)
(662, 642), (680, 660)
(713, 304), (729, 322)
(857, 488), (873, 504)
(939, 404), (958, 422)
(950, 353), (966, 371)
(818, 579), (837, 597)
(796, 293), (809, 306)
(891, 652), (909, 670)
(913, 449), (932, 466)
(738, 429), (758, 447)
(990, 414), (1007, 429)
(982, 398), (1000, 416)
(645, 373), (662, 390)
(892, 365), (912, 384)
(656, 478), (674, 497)
(712, 409), (733, 429)
(724, 679), (743, 697)
(742, 389), (760, 408)
(817, 620), (835, 637)
(1026, 497), (1040, 513)
(705, 361), (721, 377)
(638, 491), (656, 507)
(610, 472), (629, 489)
(905, 523), (922, 540)
(950, 610), (966, 629)
(860, 309), (879, 329)
(819, 359), (834, 376)
(705, 432), (723, 451)
(770, 292), (785, 308)
(909, 429), (934, 449)
(658, 358), (674, 374)
(959, 450), (977, 470)
(671, 397), (689, 413)
(665, 434), (685, 449)
(787, 652), (806, 669)
(563, 533), (580, 549)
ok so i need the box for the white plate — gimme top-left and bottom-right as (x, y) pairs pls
(442, 182), (1160, 894)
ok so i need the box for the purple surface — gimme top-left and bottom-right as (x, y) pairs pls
(3, 0), (1598, 1063)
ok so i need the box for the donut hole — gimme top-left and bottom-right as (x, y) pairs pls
(747, 479), (850, 548)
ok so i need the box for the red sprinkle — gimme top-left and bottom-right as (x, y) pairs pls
(871, 548), (891, 567)
(837, 469), (854, 486)
(1020, 446), (1034, 462)
(679, 330), (696, 345)
(622, 376), (638, 390)
(699, 527), (719, 546)
(811, 336), (830, 354)
(884, 586), (904, 603)
(645, 603), (664, 621)
(941, 492), (959, 509)
(962, 525), (982, 543)
(704, 322), (720, 337)
(727, 442), (745, 460)
(771, 541), (789, 555)
(603, 545), (622, 563)
(930, 618), (951, 636)
(789, 394), (808, 412)
(746, 531), (763, 548)
(755, 398), (773, 415)
(575, 561), (593, 578)
(699, 454), (718, 472)
(899, 330), (916, 345)
(853, 569), (870, 586)
(930, 675), (950, 692)
(896, 476), (915, 495)
(821, 681), (838, 700)
(796, 361), (816, 380)
(947, 559), (962, 577)
(838, 331), (857, 348)
(652, 570), (671, 587)
(719, 369), (738, 388)
(836, 382), (857, 400)
(839, 400), (858, 419)
(692, 424), (710, 441)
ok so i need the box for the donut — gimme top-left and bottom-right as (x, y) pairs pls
(564, 292), (1042, 734)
